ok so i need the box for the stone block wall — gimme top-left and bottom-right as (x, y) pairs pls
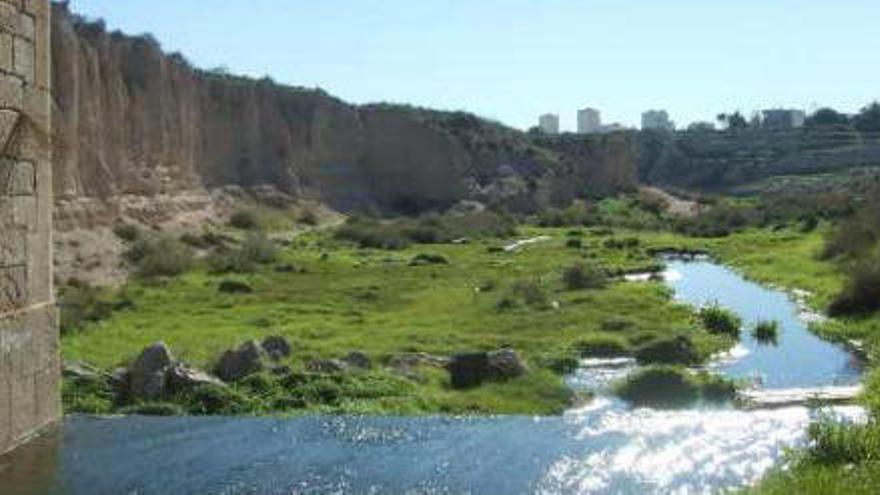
(0, 0), (56, 455)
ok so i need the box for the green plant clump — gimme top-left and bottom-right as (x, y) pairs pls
(699, 303), (742, 337)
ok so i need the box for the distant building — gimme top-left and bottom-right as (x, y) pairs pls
(598, 123), (628, 134)
(761, 109), (806, 130)
(642, 110), (675, 131)
(538, 113), (560, 134)
(577, 108), (601, 134)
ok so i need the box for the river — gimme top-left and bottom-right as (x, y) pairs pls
(0, 258), (866, 494)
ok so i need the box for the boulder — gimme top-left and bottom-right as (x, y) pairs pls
(166, 364), (227, 393)
(345, 351), (372, 370)
(129, 342), (174, 400)
(111, 368), (131, 403)
(215, 340), (268, 382)
(306, 359), (349, 374)
(261, 336), (292, 361)
(446, 348), (526, 389)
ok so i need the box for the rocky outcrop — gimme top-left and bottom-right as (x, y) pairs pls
(215, 340), (268, 382)
(49, 3), (637, 229)
(446, 348), (527, 389)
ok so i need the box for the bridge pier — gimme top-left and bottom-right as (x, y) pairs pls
(0, 0), (56, 455)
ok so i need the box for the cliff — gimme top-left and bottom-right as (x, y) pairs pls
(50, 3), (637, 229)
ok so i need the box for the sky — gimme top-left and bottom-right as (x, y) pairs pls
(69, 0), (880, 132)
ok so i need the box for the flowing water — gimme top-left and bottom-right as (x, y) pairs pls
(0, 259), (866, 495)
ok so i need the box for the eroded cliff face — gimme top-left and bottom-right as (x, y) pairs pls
(50, 2), (636, 227)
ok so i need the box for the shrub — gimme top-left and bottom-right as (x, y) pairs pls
(562, 263), (608, 290)
(614, 365), (700, 408)
(565, 238), (583, 249)
(511, 280), (550, 308)
(118, 402), (186, 416)
(752, 320), (780, 345)
(634, 335), (700, 365)
(575, 335), (629, 357)
(125, 235), (195, 278)
(828, 257), (880, 316)
(229, 210), (260, 230)
(409, 253), (449, 266)
(614, 365), (737, 408)
(185, 384), (252, 415)
(113, 223), (141, 242)
(59, 284), (131, 335)
(209, 232), (279, 273)
(803, 417), (880, 465)
(699, 303), (742, 337)
(218, 280), (254, 294)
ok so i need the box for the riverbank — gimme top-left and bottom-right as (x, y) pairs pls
(61, 218), (749, 416)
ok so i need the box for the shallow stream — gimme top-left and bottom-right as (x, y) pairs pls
(0, 258), (865, 494)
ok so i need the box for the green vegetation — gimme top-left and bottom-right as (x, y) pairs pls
(699, 303), (743, 337)
(752, 320), (780, 345)
(613, 365), (738, 408)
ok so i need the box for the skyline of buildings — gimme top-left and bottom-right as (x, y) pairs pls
(536, 106), (809, 134)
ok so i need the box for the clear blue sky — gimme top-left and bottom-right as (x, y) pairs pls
(70, 0), (880, 131)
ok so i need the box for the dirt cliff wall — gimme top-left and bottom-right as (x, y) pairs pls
(50, 3), (636, 226)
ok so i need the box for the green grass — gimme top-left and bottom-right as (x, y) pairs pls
(62, 226), (732, 416)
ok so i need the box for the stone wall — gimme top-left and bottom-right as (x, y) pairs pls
(0, 0), (57, 455)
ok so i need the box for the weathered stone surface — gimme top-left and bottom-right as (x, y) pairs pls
(261, 335), (291, 361)
(165, 363), (226, 394)
(12, 37), (33, 83)
(0, 0), (53, 456)
(307, 359), (349, 374)
(214, 340), (267, 382)
(344, 351), (372, 370)
(446, 348), (527, 389)
(128, 342), (174, 400)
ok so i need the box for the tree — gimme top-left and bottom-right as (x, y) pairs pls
(807, 107), (849, 126)
(717, 111), (748, 130)
(854, 102), (880, 132)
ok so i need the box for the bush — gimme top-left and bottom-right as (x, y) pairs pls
(218, 280), (254, 294)
(614, 365), (700, 408)
(614, 365), (737, 408)
(125, 235), (195, 278)
(634, 335), (700, 365)
(803, 417), (880, 465)
(828, 257), (880, 316)
(113, 223), (141, 242)
(562, 263), (608, 290)
(185, 384), (253, 415)
(575, 335), (629, 357)
(209, 232), (279, 273)
(565, 238), (583, 249)
(699, 303), (742, 337)
(409, 253), (449, 266)
(510, 279), (550, 309)
(118, 402), (186, 416)
(59, 284), (131, 335)
(229, 210), (260, 230)
(752, 320), (780, 345)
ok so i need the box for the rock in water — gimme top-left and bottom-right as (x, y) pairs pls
(447, 348), (527, 389)
(261, 336), (292, 361)
(215, 340), (268, 382)
(129, 342), (174, 400)
(166, 364), (227, 393)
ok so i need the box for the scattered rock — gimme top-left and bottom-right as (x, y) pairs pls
(261, 336), (292, 361)
(166, 364), (227, 394)
(215, 340), (268, 382)
(218, 280), (254, 294)
(446, 348), (527, 389)
(344, 351), (372, 370)
(388, 352), (450, 369)
(306, 359), (349, 374)
(129, 342), (174, 400)
(111, 368), (131, 403)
